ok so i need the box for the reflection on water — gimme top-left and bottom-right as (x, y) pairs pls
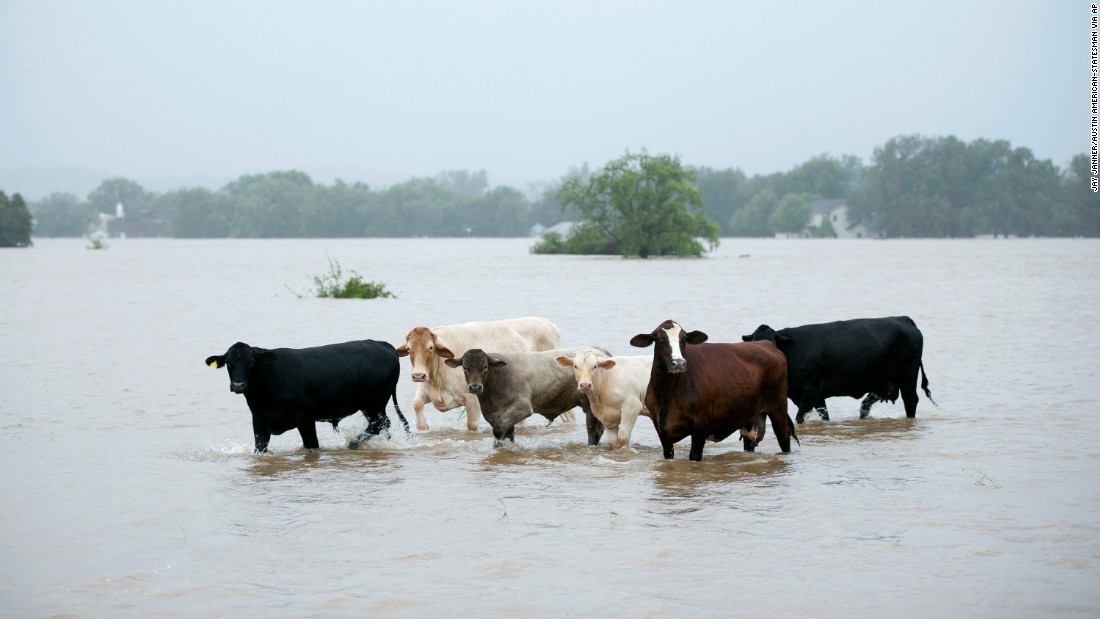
(795, 416), (921, 443)
(650, 453), (792, 499)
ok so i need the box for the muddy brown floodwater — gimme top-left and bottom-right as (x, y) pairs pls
(1, 237), (1098, 617)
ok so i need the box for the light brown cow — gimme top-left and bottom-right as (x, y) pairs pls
(555, 348), (652, 449)
(395, 317), (561, 431)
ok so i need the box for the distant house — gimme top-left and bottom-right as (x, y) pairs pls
(804, 199), (877, 239)
(533, 221), (575, 238)
(89, 202), (170, 238)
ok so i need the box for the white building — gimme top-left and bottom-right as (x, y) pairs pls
(806, 199), (877, 239)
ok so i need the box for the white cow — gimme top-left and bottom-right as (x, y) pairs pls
(555, 347), (652, 449)
(396, 317), (562, 431)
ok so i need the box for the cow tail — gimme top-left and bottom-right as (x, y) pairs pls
(392, 388), (411, 435)
(787, 413), (800, 446)
(920, 361), (937, 406)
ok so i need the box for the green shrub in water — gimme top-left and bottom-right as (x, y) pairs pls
(313, 256), (395, 299)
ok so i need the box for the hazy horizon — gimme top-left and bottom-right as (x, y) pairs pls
(0, 1), (1083, 200)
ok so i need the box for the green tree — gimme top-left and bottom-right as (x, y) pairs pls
(166, 188), (232, 237)
(528, 171), (584, 228)
(1063, 154), (1100, 236)
(0, 191), (33, 247)
(550, 151), (719, 257)
(693, 166), (747, 235)
(729, 189), (778, 237)
(785, 154), (862, 198)
(769, 192), (817, 235)
(31, 192), (93, 237)
(87, 178), (150, 217)
(850, 135), (1068, 237)
(224, 171), (314, 237)
(435, 170), (488, 199)
(460, 186), (531, 236)
(375, 177), (462, 236)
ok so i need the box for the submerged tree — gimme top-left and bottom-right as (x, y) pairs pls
(538, 151), (720, 257)
(0, 191), (33, 247)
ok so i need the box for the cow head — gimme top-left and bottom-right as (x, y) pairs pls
(443, 348), (504, 395)
(742, 324), (791, 349)
(396, 327), (456, 383)
(742, 324), (776, 343)
(205, 342), (276, 394)
(630, 320), (707, 374)
(555, 347), (615, 394)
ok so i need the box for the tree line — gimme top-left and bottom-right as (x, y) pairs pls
(16, 134), (1100, 240)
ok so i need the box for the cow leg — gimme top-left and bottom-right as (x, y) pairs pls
(616, 405), (642, 450)
(298, 422), (320, 451)
(560, 410), (576, 425)
(768, 409), (792, 453)
(252, 416), (271, 454)
(362, 408), (392, 439)
(901, 385), (919, 418)
(463, 393), (482, 432)
(795, 402), (814, 424)
(660, 438), (675, 460)
(859, 393), (881, 419)
(815, 400), (829, 421)
(585, 407), (604, 446)
(412, 385), (431, 431)
(689, 432), (707, 461)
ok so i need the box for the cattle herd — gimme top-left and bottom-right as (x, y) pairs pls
(206, 315), (933, 461)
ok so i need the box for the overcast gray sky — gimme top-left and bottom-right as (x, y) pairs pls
(0, 0), (1082, 194)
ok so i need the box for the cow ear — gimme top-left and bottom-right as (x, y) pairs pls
(741, 334), (752, 342)
(685, 331), (709, 345)
(205, 355), (226, 369)
(443, 358), (463, 368)
(434, 344), (455, 359)
(775, 334), (792, 345)
(488, 356), (507, 368)
(256, 351), (277, 363)
(395, 342), (410, 357)
(598, 359), (617, 370)
(630, 334), (654, 348)
(554, 356), (572, 368)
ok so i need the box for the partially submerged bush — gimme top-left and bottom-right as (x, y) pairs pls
(311, 256), (395, 299)
(86, 232), (108, 250)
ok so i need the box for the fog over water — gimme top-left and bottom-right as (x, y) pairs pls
(0, 2), (1080, 197)
(1, 237), (1097, 616)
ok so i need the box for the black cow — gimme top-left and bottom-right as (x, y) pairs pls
(205, 340), (409, 453)
(742, 316), (933, 423)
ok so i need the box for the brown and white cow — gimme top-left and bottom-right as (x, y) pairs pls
(630, 320), (797, 461)
(444, 347), (605, 447)
(395, 317), (561, 431)
(555, 348), (651, 449)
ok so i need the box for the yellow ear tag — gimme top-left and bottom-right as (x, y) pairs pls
(209, 361), (219, 369)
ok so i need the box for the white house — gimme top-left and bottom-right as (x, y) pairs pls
(806, 199), (877, 238)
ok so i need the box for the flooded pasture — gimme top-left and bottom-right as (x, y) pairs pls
(1, 237), (1098, 617)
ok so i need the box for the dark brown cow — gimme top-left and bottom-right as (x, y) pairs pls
(630, 320), (797, 461)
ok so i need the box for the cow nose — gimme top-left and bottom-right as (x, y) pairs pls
(578, 381), (592, 393)
(468, 383), (483, 394)
(411, 372), (427, 382)
(669, 359), (687, 373)
(230, 382), (246, 394)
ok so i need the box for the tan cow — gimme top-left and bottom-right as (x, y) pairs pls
(555, 347), (652, 449)
(396, 317), (562, 431)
